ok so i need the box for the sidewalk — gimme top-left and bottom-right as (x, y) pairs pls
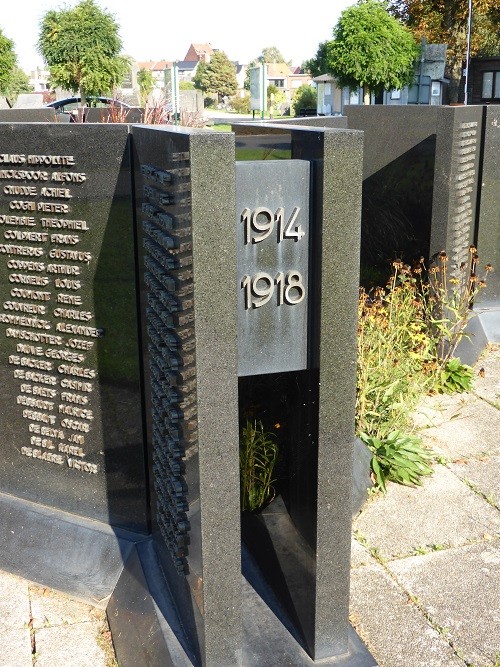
(350, 343), (500, 667)
(0, 345), (498, 667)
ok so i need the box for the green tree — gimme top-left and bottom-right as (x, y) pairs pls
(192, 51), (237, 101)
(137, 67), (155, 104)
(311, 0), (419, 104)
(37, 0), (130, 104)
(261, 46), (288, 64)
(3, 67), (33, 101)
(0, 29), (18, 96)
(304, 42), (330, 78)
(389, 0), (500, 102)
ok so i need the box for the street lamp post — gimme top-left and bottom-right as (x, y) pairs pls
(464, 0), (472, 104)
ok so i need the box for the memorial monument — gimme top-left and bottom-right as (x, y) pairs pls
(0, 120), (374, 665)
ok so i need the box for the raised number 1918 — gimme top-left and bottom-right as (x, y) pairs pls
(241, 271), (305, 309)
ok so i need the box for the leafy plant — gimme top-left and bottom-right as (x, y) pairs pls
(356, 248), (492, 491)
(356, 264), (433, 440)
(436, 357), (474, 393)
(361, 431), (434, 493)
(291, 84), (317, 116)
(240, 420), (279, 512)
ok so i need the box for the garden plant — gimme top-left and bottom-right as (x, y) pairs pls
(357, 246), (492, 491)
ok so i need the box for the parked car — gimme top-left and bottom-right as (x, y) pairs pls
(46, 96), (132, 112)
(45, 96), (133, 121)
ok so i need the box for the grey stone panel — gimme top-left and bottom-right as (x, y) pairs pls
(131, 125), (241, 667)
(313, 127), (364, 660)
(344, 105), (439, 179)
(476, 105), (500, 308)
(0, 108), (62, 122)
(0, 122), (148, 532)
(430, 106), (483, 270)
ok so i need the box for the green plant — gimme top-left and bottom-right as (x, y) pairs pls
(361, 431), (434, 493)
(436, 357), (474, 393)
(231, 93), (251, 114)
(240, 420), (279, 512)
(356, 264), (433, 440)
(291, 84), (317, 116)
(356, 249), (492, 491)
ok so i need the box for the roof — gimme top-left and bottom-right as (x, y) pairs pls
(137, 60), (173, 71)
(190, 43), (214, 57)
(313, 74), (337, 83)
(176, 61), (199, 71)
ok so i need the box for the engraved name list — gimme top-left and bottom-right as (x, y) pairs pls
(0, 153), (102, 474)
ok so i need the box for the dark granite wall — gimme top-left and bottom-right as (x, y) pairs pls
(0, 123), (148, 532)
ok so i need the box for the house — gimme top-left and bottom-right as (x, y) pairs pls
(465, 56), (500, 104)
(314, 43), (448, 114)
(183, 43), (214, 63)
(136, 60), (174, 91)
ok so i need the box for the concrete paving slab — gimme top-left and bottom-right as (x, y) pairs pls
(349, 562), (464, 667)
(0, 627), (33, 667)
(0, 570), (30, 631)
(351, 536), (373, 568)
(353, 465), (500, 558)
(33, 622), (109, 667)
(388, 541), (500, 667)
(412, 392), (473, 430)
(473, 345), (500, 408)
(415, 393), (500, 460)
(29, 583), (98, 630)
(449, 455), (500, 509)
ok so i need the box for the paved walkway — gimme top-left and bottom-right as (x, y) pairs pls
(351, 344), (500, 667)
(0, 345), (498, 667)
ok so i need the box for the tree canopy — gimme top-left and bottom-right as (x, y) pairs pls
(261, 47), (289, 64)
(192, 51), (237, 100)
(304, 42), (330, 79)
(37, 0), (130, 102)
(308, 0), (419, 102)
(389, 0), (500, 102)
(0, 29), (19, 96)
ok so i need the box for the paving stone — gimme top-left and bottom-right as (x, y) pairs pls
(415, 393), (500, 459)
(349, 562), (464, 667)
(473, 345), (500, 408)
(351, 536), (373, 568)
(0, 570), (30, 631)
(388, 541), (500, 667)
(29, 583), (98, 630)
(33, 623), (108, 667)
(0, 627), (32, 667)
(449, 455), (500, 509)
(412, 391), (474, 430)
(353, 465), (500, 559)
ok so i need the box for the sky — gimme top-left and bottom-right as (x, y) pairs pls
(1, 0), (354, 72)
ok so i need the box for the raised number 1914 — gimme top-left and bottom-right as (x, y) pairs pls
(241, 207), (305, 244)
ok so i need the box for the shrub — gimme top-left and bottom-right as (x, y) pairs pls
(291, 84), (317, 116)
(231, 93), (251, 114)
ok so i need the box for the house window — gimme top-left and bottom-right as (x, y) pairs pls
(482, 71), (500, 101)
